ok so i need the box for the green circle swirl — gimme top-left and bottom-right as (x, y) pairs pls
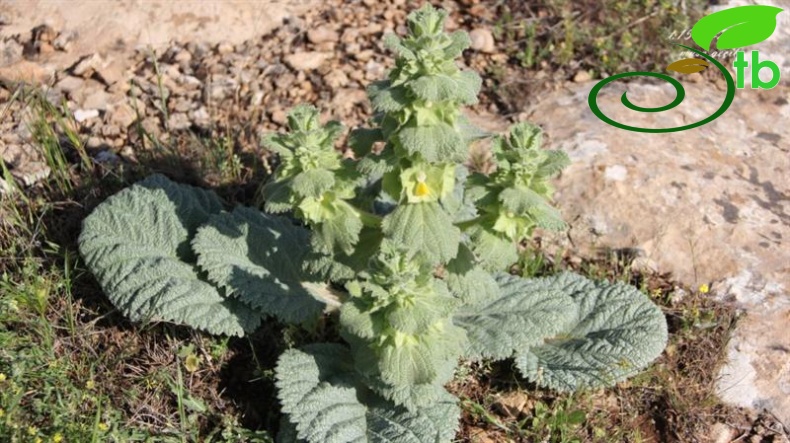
(587, 45), (736, 133)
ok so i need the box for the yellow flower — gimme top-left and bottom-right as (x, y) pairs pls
(698, 284), (710, 294)
(97, 422), (109, 432)
(0, 373), (6, 382)
(0, 408), (5, 418)
(34, 438), (43, 443)
(184, 354), (201, 373)
(53, 433), (64, 443)
(28, 425), (39, 435)
(86, 380), (95, 390)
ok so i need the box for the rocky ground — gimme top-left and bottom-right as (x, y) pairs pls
(1, 0), (789, 441)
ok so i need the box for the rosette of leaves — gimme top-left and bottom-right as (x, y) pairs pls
(78, 4), (668, 442)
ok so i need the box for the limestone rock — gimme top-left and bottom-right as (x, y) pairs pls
(524, 81), (790, 427)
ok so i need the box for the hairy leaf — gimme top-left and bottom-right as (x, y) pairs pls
(396, 123), (465, 163)
(444, 243), (497, 303)
(455, 273), (578, 360)
(467, 225), (518, 271)
(369, 81), (410, 113)
(409, 71), (481, 104)
(79, 174), (260, 336)
(192, 206), (326, 324)
(276, 344), (460, 443)
(514, 273), (668, 391)
(382, 202), (460, 264)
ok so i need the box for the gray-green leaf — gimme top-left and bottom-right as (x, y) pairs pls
(276, 344), (460, 443)
(514, 273), (668, 391)
(455, 273), (578, 360)
(382, 202), (461, 264)
(192, 206), (327, 324)
(78, 174), (261, 336)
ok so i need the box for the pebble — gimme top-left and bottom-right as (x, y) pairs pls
(167, 112), (191, 131)
(284, 51), (331, 71)
(0, 60), (51, 84)
(73, 109), (100, 122)
(573, 70), (592, 83)
(55, 75), (85, 94)
(107, 102), (136, 128)
(72, 53), (103, 77)
(307, 26), (339, 44)
(81, 89), (112, 111)
(469, 28), (496, 53)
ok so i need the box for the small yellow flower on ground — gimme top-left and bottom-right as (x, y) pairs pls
(86, 380), (95, 390)
(698, 283), (710, 294)
(97, 422), (109, 432)
(28, 425), (39, 435)
(53, 433), (64, 443)
(184, 354), (201, 373)
(0, 373), (6, 382)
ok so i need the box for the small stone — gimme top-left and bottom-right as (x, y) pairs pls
(573, 70), (592, 83)
(190, 107), (210, 129)
(54, 75), (84, 94)
(85, 136), (106, 149)
(492, 392), (529, 418)
(469, 28), (496, 53)
(0, 60), (51, 84)
(107, 102), (136, 128)
(307, 26), (339, 44)
(216, 42), (234, 54)
(95, 60), (124, 86)
(0, 39), (23, 66)
(710, 423), (736, 443)
(170, 97), (193, 113)
(38, 42), (55, 55)
(53, 31), (75, 52)
(324, 69), (349, 90)
(72, 53), (103, 77)
(270, 108), (288, 125)
(167, 112), (191, 131)
(81, 89), (112, 111)
(141, 117), (162, 138)
(94, 150), (120, 164)
(365, 61), (385, 80)
(101, 124), (121, 137)
(354, 49), (374, 62)
(73, 109), (100, 122)
(284, 51), (331, 71)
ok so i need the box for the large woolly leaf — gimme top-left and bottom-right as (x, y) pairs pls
(192, 206), (328, 324)
(78, 174), (261, 336)
(381, 202), (460, 264)
(276, 344), (460, 443)
(454, 273), (578, 360)
(514, 273), (668, 391)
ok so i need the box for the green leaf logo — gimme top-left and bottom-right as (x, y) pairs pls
(691, 5), (784, 51)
